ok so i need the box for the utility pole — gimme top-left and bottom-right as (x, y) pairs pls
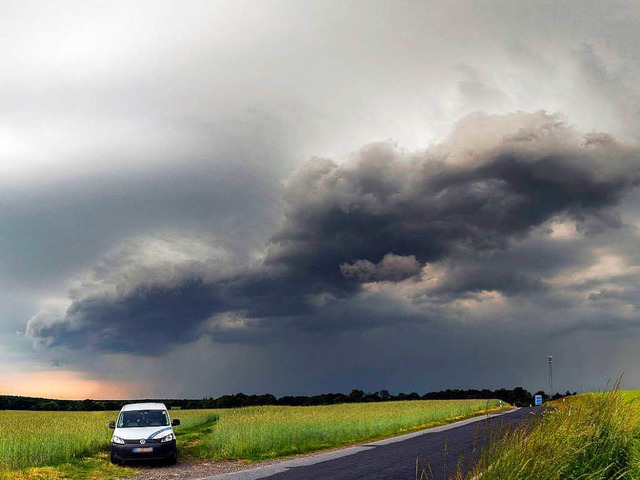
(548, 355), (553, 398)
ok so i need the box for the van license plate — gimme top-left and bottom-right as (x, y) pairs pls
(132, 447), (153, 453)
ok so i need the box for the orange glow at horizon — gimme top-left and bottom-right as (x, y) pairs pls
(0, 370), (136, 400)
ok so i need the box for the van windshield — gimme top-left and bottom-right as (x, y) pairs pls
(117, 410), (170, 428)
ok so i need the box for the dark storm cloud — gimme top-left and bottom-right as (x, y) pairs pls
(426, 264), (548, 301)
(589, 289), (640, 311)
(26, 111), (640, 354)
(408, 231), (599, 310)
(340, 254), (422, 283)
(264, 111), (638, 285)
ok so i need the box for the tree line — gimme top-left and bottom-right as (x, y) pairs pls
(0, 386), (576, 411)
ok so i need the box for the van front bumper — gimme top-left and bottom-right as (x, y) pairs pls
(111, 439), (176, 461)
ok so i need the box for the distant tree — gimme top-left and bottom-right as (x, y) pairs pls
(349, 389), (365, 402)
(397, 392), (420, 401)
(40, 401), (59, 411)
(0, 385), (544, 411)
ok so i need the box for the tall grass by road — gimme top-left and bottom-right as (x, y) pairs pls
(194, 399), (505, 460)
(459, 389), (640, 480)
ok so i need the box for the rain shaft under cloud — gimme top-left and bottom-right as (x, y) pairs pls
(26, 111), (640, 355)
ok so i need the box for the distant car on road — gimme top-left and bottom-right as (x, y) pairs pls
(109, 402), (180, 465)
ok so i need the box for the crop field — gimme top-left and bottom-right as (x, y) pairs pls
(1, 399), (504, 478)
(0, 409), (215, 472)
(193, 399), (504, 460)
(461, 389), (640, 480)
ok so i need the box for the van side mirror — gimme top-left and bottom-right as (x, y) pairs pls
(109, 421), (115, 429)
(172, 419), (180, 426)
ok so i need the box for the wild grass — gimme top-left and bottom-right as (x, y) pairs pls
(0, 409), (215, 473)
(457, 389), (640, 480)
(194, 399), (505, 460)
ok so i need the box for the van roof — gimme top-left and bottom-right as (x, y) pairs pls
(121, 402), (167, 411)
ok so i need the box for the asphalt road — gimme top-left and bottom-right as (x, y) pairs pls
(203, 408), (536, 480)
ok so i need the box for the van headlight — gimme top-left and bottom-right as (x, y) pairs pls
(112, 435), (125, 444)
(160, 433), (175, 442)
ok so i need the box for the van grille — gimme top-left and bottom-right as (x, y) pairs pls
(123, 438), (162, 445)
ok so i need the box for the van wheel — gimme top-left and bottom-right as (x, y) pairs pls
(167, 450), (177, 466)
(110, 452), (119, 465)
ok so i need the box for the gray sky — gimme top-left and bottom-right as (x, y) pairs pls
(2, 0), (640, 399)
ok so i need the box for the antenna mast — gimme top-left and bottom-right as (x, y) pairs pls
(548, 355), (553, 397)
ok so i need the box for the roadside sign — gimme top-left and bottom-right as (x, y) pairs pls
(534, 394), (542, 406)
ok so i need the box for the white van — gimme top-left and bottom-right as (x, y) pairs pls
(109, 402), (180, 465)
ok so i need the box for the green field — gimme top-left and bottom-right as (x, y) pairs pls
(0, 409), (215, 479)
(0, 399), (505, 479)
(192, 400), (505, 460)
(461, 389), (640, 480)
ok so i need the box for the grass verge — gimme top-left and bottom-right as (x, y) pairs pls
(0, 454), (134, 480)
(457, 389), (640, 479)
